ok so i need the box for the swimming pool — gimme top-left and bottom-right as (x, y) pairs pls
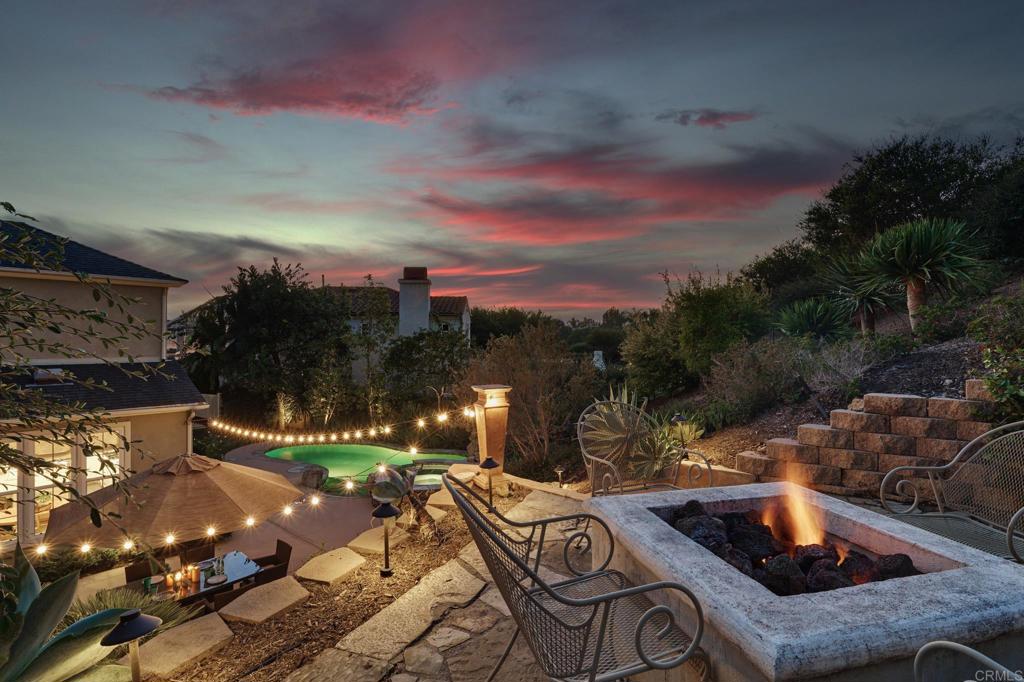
(264, 443), (466, 489)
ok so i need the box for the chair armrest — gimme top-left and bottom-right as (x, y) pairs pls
(1008, 506), (1024, 563)
(582, 452), (625, 495)
(678, 449), (713, 488)
(879, 462), (953, 514)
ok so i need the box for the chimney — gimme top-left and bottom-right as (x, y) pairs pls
(398, 266), (431, 336)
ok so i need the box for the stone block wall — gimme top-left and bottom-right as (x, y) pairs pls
(735, 379), (995, 497)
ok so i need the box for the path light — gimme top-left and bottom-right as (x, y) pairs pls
(370, 467), (405, 579)
(480, 455), (500, 510)
(554, 465), (566, 489)
(101, 609), (163, 682)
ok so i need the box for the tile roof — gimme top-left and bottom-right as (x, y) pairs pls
(331, 286), (467, 317)
(15, 360), (206, 412)
(0, 221), (187, 284)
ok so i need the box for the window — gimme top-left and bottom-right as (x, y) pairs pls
(33, 440), (73, 536)
(85, 425), (128, 493)
(0, 441), (18, 543)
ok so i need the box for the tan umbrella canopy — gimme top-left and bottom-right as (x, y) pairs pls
(43, 454), (303, 549)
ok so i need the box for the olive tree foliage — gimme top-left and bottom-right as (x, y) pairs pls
(382, 330), (470, 411)
(0, 203), (163, 529)
(458, 323), (597, 467)
(350, 274), (396, 422)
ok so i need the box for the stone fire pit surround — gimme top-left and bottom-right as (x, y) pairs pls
(586, 483), (1024, 681)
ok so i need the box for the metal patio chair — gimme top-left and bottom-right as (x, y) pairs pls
(914, 640), (1023, 682)
(880, 420), (1024, 560)
(443, 473), (710, 682)
(577, 399), (713, 496)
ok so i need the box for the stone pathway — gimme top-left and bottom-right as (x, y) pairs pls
(284, 489), (585, 681)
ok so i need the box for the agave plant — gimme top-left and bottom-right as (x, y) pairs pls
(63, 588), (198, 654)
(860, 218), (985, 332)
(0, 544), (130, 682)
(577, 385), (649, 463)
(821, 253), (899, 335)
(776, 297), (853, 342)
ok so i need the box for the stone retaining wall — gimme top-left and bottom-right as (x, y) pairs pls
(735, 379), (995, 496)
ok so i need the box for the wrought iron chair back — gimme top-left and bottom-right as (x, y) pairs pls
(443, 473), (706, 681)
(577, 399), (712, 495)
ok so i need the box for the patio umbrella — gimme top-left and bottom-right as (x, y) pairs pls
(43, 453), (303, 549)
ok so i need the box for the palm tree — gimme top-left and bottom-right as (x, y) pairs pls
(821, 253), (899, 335)
(860, 218), (984, 332)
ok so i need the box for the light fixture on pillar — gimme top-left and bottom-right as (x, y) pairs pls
(100, 609), (163, 682)
(479, 455), (499, 509)
(472, 384), (512, 497)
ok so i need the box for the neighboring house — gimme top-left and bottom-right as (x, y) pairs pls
(0, 221), (207, 547)
(333, 267), (470, 337)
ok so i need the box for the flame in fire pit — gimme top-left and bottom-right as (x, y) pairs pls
(762, 480), (826, 547)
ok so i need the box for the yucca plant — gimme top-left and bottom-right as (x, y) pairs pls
(578, 385), (648, 464)
(821, 253), (899, 335)
(776, 297), (853, 342)
(860, 218), (985, 332)
(62, 588), (199, 654)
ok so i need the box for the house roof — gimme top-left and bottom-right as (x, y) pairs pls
(331, 286), (468, 317)
(0, 221), (187, 285)
(15, 360), (206, 412)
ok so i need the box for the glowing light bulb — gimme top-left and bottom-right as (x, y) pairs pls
(34, 544), (48, 556)
(298, 435), (306, 443)
(80, 543), (92, 554)
(246, 516), (255, 527)
(329, 433), (337, 441)
(282, 504), (293, 516)
(409, 447), (418, 455)
(310, 495), (320, 506)
(377, 464), (386, 474)
(437, 413), (448, 423)
(243, 430), (251, 437)
(369, 428), (377, 437)
(122, 539), (135, 551)
(344, 479), (355, 491)
(383, 426), (392, 434)
(417, 419), (426, 428)
(164, 533), (175, 545)
(343, 432), (351, 440)
(206, 526), (216, 537)
(354, 430), (362, 439)
(318, 434), (325, 442)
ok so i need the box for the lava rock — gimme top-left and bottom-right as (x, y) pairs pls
(839, 550), (879, 584)
(729, 526), (785, 562)
(718, 512), (751, 531)
(806, 559), (855, 592)
(671, 500), (707, 523)
(675, 514), (728, 551)
(877, 553), (921, 580)
(715, 543), (753, 577)
(794, 543), (840, 573)
(761, 555), (806, 596)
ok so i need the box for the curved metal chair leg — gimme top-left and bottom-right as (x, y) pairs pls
(486, 626), (520, 682)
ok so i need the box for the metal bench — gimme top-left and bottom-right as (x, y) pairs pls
(577, 399), (713, 496)
(443, 473), (709, 682)
(915, 641), (1024, 682)
(880, 421), (1024, 560)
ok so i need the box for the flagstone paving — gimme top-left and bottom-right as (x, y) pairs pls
(347, 525), (410, 554)
(219, 575), (311, 624)
(122, 612), (233, 679)
(295, 546), (366, 585)
(285, 489), (585, 681)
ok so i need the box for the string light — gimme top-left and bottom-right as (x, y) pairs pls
(34, 544), (48, 556)
(80, 543), (92, 554)
(355, 430), (363, 439)
(437, 413), (448, 423)
(310, 495), (321, 506)
(164, 533), (176, 545)
(282, 504), (293, 516)
(343, 432), (351, 440)
(344, 479), (355, 491)
(368, 428), (377, 437)
(122, 539), (135, 551)
(417, 418), (426, 428)
(409, 447), (418, 455)
(377, 464), (387, 474)
(246, 516), (256, 527)
(383, 425), (392, 434)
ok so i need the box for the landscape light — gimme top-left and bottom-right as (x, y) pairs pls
(34, 544), (48, 556)
(164, 533), (175, 545)
(122, 539), (135, 551)
(102, 609), (163, 682)
(206, 526), (216, 537)
(246, 516), (256, 527)
(80, 543), (92, 554)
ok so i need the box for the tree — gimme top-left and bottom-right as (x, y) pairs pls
(621, 309), (690, 397)
(382, 330), (470, 410)
(468, 307), (559, 347)
(458, 323), (597, 467)
(860, 218), (985, 331)
(970, 139), (1024, 258)
(350, 275), (396, 422)
(0, 203), (161, 530)
(800, 136), (1000, 249)
(740, 239), (822, 306)
(820, 253), (899, 335)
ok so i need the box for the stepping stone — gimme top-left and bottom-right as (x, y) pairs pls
(427, 488), (456, 508)
(295, 547), (366, 586)
(348, 526), (409, 555)
(284, 648), (388, 682)
(404, 643), (445, 675)
(451, 470), (476, 485)
(220, 575), (310, 624)
(424, 505), (447, 522)
(338, 558), (485, 662)
(446, 601), (501, 633)
(427, 625), (472, 650)
(479, 586), (511, 616)
(122, 613), (232, 679)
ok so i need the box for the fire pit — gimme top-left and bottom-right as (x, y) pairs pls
(586, 482), (1024, 681)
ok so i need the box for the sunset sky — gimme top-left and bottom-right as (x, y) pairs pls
(2, 1), (1022, 317)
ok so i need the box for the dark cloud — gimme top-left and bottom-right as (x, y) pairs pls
(895, 105), (1024, 144)
(656, 108), (758, 129)
(151, 131), (230, 164)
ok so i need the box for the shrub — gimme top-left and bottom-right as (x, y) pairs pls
(968, 292), (1024, 420)
(62, 588), (201, 652)
(621, 310), (691, 397)
(34, 547), (126, 584)
(776, 297), (853, 342)
(802, 337), (881, 403)
(967, 292), (1024, 350)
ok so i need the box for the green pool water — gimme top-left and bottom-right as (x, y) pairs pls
(264, 443), (465, 487)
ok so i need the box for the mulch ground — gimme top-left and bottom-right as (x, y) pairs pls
(164, 490), (525, 682)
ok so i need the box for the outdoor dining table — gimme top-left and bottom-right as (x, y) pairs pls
(127, 550), (261, 603)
